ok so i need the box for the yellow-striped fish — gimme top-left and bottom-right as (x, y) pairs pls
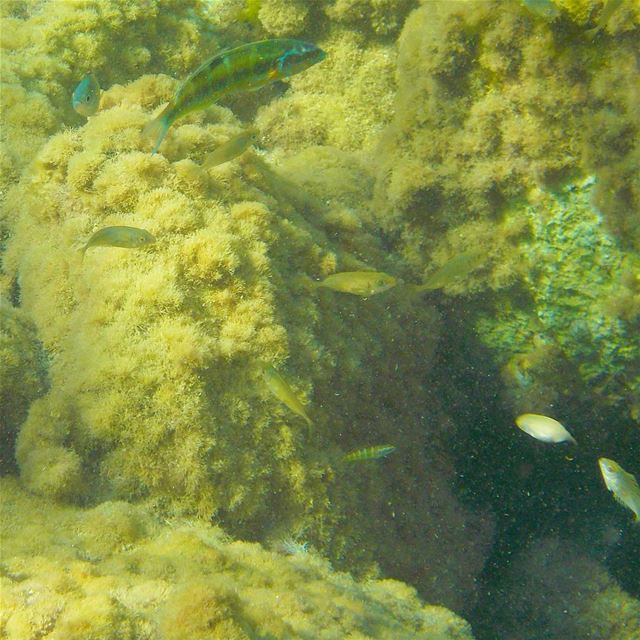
(599, 458), (640, 522)
(262, 365), (312, 426)
(410, 248), (484, 294)
(344, 445), (396, 462)
(144, 39), (325, 154)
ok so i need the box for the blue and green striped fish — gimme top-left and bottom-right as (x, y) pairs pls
(144, 38), (326, 154)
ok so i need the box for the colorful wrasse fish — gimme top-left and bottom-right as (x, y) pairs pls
(81, 226), (155, 256)
(599, 458), (640, 522)
(203, 128), (258, 168)
(144, 39), (326, 154)
(72, 74), (101, 117)
(344, 445), (396, 462)
(313, 271), (398, 297)
(262, 365), (312, 426)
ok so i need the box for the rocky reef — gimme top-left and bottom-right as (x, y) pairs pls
(371, 0), (640, 419)
(0, 478), (475, 640)
(0, 0), (495, 617)
(1, 0), (639, 638)
(477, 537), (640, 640)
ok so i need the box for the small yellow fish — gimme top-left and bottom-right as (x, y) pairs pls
(72, 74), (101, 117)
(262, 365), (312, 426)
(314, 271), (397, 297)
(344, 445), (396, 462)
(599, 458), (640, 521)
(81, 226), (155, 255)
(515, 413), (577, 445)
(203, 128), (257, 168)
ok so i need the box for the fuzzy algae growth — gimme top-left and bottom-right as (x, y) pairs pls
(1, 0), (494, 616)
(371, 0), (640, 418)
(3, 0), (639, 637)
(0, 477), (475, 640)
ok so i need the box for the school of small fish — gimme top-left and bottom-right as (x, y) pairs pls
(70, 19), (636, 535)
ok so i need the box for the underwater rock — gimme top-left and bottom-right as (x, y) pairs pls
(0, 478), (476, 640)
(0, 301), (48, 474)
(0, 0), (214, 191)
(2, 73), (493, 611)
(370, 1), (640, 416)
(476, 178), (640, 420)
(478, 536), (640, 640)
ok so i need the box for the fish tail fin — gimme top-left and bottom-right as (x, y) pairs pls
(142, 106), (172, 155)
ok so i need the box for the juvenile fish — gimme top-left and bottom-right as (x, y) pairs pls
(410, 248), (484, 294)
(344, 445), (396, 462)
(515, 413), (577, 445)
(262, 365), (312, 426)
(599, 457), (640, 521)
(203, 128), (258, 168)
(144, 39), (326, 154)
(72, 74), (102, 117)
(314, 271), (397, 297)
(82, 226), (155, 255)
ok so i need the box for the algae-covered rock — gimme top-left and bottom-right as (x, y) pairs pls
(374, 0), (640, 258)
(0, 478), (476, 640)
(3, 71), (493, 610)
(0, 300), (47, 474)
(476, 177), (640, 419)
(371, 1), (640, 416)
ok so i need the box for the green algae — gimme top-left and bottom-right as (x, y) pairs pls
(476, 177), (640, 416)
